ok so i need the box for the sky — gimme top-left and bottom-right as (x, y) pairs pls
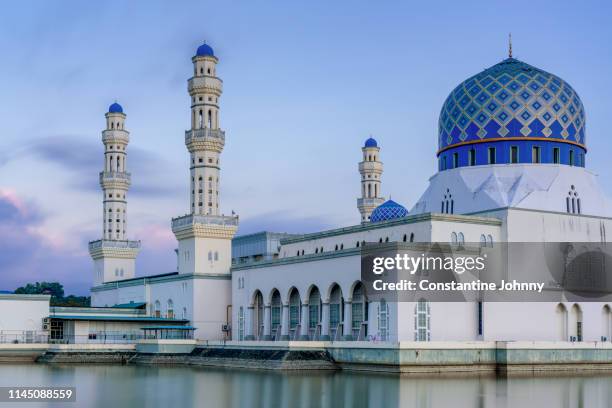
(1, 0), (611, 295)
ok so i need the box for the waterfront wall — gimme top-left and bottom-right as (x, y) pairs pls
(3, 341), (612, 373)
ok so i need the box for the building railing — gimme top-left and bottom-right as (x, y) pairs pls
(357, 198), (384, 206)
(185, 128), (225, 143)
(48, 333), (144, 345)
(171, 214), (239, 229)
(88, 239), (141, 251)
(0, 331), (48, 344)
(99, 171), (131, 182)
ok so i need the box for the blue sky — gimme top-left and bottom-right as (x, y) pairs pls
(1, 0), (611, 294)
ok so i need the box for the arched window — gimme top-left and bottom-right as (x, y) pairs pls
(567, 185), (581, 214)
(385, 237), (389, 243)
(403, 234), (407, 242)
(378, 299), (389, 341)
(451, 232), (457, 245)
(207, 110), (212, 128)
(351, 282), (367, 340)
(289, 289), (301, 338)
(154, 300), (161, 318)
(167, 300), (174, 319)
(570, 304), (583, 342)
(602, 305), (611, 342)
(253, 291), (264, 340)
(335, 245), (338, 251)
(487, 234), (493, 248)
(182, 307), (187, 319)
(442, 189), (453, 214)
(415, 299), (430, 341)
(308, 287), (321, 339)
(214, 251), (219, 261)
(329, 284), (343, 340)
(198, 110), (203, 128)
(410, 233), (415, 243)
(458, 232), (465, 247)
(480, 234), (486, 247)
(238, 307), (244, 341)
(208, 251), (212, 261)
(270, 290), (282, 339)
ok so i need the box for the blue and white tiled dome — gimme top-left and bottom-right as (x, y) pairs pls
(438, 57), (586, 170)
(370, 200), (408, 222)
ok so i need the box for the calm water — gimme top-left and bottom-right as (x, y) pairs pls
(0, 364), (611, 407)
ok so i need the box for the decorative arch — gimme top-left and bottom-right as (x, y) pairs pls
(556, 303), (568, 341)
(252, 290), (264, 340)
(270, 289), (282, 339)
(288, 287), (301, 338)
(328, 283), (344, 340)
(350, 281), (368, 340)
(569, 303), (583, 341)
(307, 285), (322, 339)
(602, 305), (611, 341)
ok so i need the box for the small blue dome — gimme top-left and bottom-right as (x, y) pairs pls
(370, 200), (408, 223)
(196, 43), (215, 57)
(364, 137), (378, 148)
(108, 102), (123, 113)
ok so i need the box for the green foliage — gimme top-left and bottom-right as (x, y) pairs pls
(14, 281), (90, 307)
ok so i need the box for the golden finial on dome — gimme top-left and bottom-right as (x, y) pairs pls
(508, 33), (513, 58)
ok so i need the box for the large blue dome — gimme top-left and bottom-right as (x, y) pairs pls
(108, 102), (123, 113)
(196, 43), (215, 57)
(438, 57), (586, 170)
(370, 200), (408, 223)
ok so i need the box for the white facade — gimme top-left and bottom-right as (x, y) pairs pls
(89, 43), (612, 345)
(0, 294), (50, 336)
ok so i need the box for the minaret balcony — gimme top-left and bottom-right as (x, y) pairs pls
(185, 128), (225, 143)
(89, 239), (141, 251)
(188, 76), (223, 93)
(100, 171), (131, 183)
(171, 213), (239, 240)
(357, 197), (385, 207)
(358, 162), (383, 173)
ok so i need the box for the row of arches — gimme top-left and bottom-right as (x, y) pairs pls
(555, 303), (612, 342)
(152, 299), (188, 320)
(288, 233), (417, 258)
(242, 282), (371, 341)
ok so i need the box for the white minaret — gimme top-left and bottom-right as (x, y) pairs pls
(89, 102), (140, 285)
(357, 137), (385, 223)
(171, 43), (238, 339)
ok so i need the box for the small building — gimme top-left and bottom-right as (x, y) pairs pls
(232, 232), (300, 265)
(0, 294), (50, 343)
(48, 305), (190, 344)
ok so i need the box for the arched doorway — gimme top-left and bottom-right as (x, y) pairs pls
(270, 289), (282, 340)
(556, 303), (568, 341)
(308, 286), (321, 339)
(328, 284), (344, 340)
(569, 304), (583, 342)
(288, 288), (301, 340)
(351, 282), (367, 340)
(253, 291), (264, 340)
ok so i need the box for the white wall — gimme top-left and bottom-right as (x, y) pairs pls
(0, 295), (50, 332)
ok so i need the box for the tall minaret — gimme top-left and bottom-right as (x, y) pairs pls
(89, 102), (140, 286)
(171, 43), (238, 339)
(357, 137), (385, 223)
(188, 42), (223, 216)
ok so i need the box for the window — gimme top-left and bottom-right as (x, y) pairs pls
(480, 234), (486, 247)
(469, 149), (476, 166)
(567, 185), (580, 214)
(238, 307), (244, 341)
(532, 146), (541, 163)
(488, 147), (496, 164)
(378, 299), (389, 341)
(510, 146), (519, 164)
(154, 301), (161, 318)
(452, 152), (459, 169)
(569, 150), (574, 166)
(477, 302), (483, 336)
(214, 251), (219, 261)
(451, 232), (457, 245)
(415, 299), (430, 341)
(553, 147), (560, 164)
(403, 234), (407, 242)
(410, 233), (415, 242)
(167, 300), (174, 319)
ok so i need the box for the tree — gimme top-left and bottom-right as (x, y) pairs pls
(13, 282), (89, 306)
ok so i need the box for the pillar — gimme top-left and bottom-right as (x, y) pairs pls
(280, 304), (290, 341)
(320, 302), (330, 341)
(343, 301), (353, 340)
(263, 305), (272, 340)
(245, 306), (254, 340)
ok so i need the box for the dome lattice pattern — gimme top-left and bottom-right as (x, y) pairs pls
(438, 58), (585, 152)
(370, 200), (408, 223)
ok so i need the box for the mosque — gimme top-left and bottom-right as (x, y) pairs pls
(89, 41), (612, 343)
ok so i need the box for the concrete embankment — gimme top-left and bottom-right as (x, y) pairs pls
(3, 341), (612, 374)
